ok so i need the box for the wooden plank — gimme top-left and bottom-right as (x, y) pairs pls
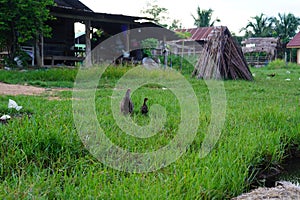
(44, 56), (85, 66)
(44, 56), (84, 61)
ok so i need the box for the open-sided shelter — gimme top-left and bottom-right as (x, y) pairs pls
(41, 0), (177, 66)
(241, 37), (281, 67)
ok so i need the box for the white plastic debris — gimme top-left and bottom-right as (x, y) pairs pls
(0, 114), (11, 120)
(8, 99), (22, 111)
(252, 73), (256, 77)
(286, 70), (291, 74)
(162, 87), (168, 90)
(285, 78), (291, 81)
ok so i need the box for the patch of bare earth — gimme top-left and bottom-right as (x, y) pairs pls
(0, 82), (71, 97)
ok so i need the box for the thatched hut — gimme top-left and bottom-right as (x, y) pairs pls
(175, 26), (253, 80)
(241, 37), (281, 67)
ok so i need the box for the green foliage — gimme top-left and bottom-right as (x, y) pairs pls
(141, 0), (169, 28)
(141, 38), (159, 56)
(158, 54), (197, 74)
(241, 12), (300, 44)
(0, 68), (77, 88)
(175, 31), (192, 39)
(265, 59), (300, 69)
(0, 0), (54, 61)
(241, 13), (273, 37)
(141, 0), (181, 29)
(192, 6), (220, 27)
(169, 19), (182, 30)
(270, 13), (300, 44)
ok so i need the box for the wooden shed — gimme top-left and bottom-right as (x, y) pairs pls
(173, 27), (253, 80)
(287, 31), (300, 64)
(41, 0), (174, 66)
(241, 37), (281, 67)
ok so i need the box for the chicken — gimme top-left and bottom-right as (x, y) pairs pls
(140, 98), (148, 115)
(120, 88), (134, 115)
(267, 73), (276, 77)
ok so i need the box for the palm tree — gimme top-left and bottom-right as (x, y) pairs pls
(192, 6), (220, 27)
(240, 13), (273, 37)
(270, 13), (300, 44)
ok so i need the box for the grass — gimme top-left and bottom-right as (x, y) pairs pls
(0, 60), (300, 199)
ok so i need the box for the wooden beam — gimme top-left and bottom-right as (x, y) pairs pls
(85, 20), (92, 67)
(126, 24), (130, 53)
(51, 12), (139, 25)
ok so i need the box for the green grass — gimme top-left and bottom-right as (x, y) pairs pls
(0, 60), (300, 199)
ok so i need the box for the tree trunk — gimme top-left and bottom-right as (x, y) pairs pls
(35, 35), (42, 67)
(8, 25), (18, 62)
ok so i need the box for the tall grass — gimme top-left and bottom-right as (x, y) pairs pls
(0, 60), (300, 199)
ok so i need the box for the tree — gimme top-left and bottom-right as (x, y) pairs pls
(192, 6), (220, 27)
(141, 1), (182, 30)
(270, 13), (300, 44)
(0, 0), (54, 67)
(240, 13), (273, 37)
(141, 0), (169, 28)
(169, 19), (182, 30)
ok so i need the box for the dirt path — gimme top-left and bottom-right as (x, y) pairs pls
(0, 82), (69, 96)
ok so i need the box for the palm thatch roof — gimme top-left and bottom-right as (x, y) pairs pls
(189, 26), (253, 80)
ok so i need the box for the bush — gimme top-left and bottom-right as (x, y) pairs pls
(266, 59), (300, 69)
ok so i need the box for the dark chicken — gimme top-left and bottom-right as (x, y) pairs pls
(140, 98), (148, 115)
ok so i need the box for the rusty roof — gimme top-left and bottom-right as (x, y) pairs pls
(287, 32), (300, 48)
(176, 27), (214, 41)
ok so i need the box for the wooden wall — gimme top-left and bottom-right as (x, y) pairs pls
(44, 17), (75, 57)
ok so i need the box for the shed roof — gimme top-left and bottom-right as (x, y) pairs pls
(50, 6), (151, 24)
(176, 27), (214, 41)
(241, 37), (280, 54)
(54, 0), (92, 11)
(49, 5), (178, 41)
(287, 32), (300, 48)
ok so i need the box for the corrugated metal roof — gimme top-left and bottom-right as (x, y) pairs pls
(287, 32), (300, 48)
(176, 27), (214, 41)
(54, 0), (92, 11)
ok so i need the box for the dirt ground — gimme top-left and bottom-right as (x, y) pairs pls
(0, 82), (68, 96)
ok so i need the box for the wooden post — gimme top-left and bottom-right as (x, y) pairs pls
(85, 20), (92, 67)
(284, 51), (287, 64)
(163, 36), (167, 68)
(297, 49), (300, 64)
(180, 40), (184, 71)
(126, 24), (130, 53)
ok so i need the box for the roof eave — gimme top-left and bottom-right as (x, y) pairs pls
(287, 45), (300, 49)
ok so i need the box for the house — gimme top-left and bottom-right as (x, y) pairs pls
(169, 27), (253, 80)
(241, 37), (281, 67)
(41, 0), (177, 66)
(287, 31), (300, 64)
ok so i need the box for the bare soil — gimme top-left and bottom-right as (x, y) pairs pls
(0, 82), (69, 96)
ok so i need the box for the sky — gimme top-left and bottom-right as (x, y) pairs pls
(79, 0), (300, 35)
